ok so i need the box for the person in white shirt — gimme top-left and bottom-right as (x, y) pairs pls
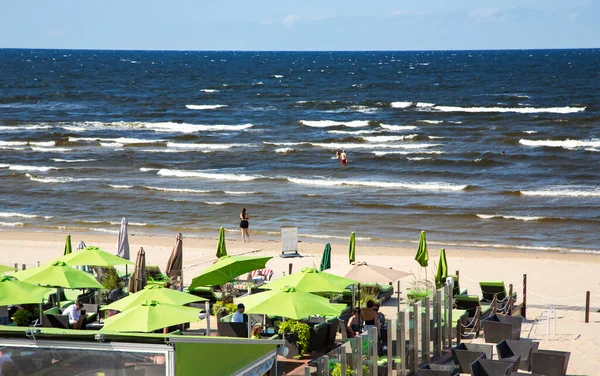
(231, 303), (245, 323)
(62, 301), (83, 327)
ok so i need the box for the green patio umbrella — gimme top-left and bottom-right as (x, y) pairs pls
(415, 231), (429, 267)
(189, 255), (272, 289)
(264, 267), (356, 293)
(319, 243), (332, 271)
(238, 286), (346, 320)
(0, 265), (16, 274)
(434, 248), (448, 288)
(18, 261), (103, 289)
(100, 300), (201, 333)
(215, 227), (227, 258)
(0, 275), (52, 306)
(64, 234), (72, 256)
(101, 284), (207, 312)
(348, 232), (356, 264)
(56, 246), (136, 267)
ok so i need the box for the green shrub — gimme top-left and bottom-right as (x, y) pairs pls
(12, 309), (31, 326)
(211, 301), (238, 316)
(278, 320), (311, 359)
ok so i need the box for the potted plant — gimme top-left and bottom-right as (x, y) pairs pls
(12, 309), (31, 327)
(211, 301), (237, 321)
(278, 320), (310, 359)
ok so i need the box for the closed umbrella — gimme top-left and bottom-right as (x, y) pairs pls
(326, 262), (411, 284)
(165, 233), (183, 290)
(64, 235), (72, 256)
(415, 231), (429, 267)
(348, 232), (356, 264)
(215, 227), (227, 258)
(128, 247), (147, 293)
(238, 286), (346, 320)
(101, 284), (206, 312)
(434, 248), (448, 289)
(116, 217), (130, 260)
(264, 267), (356, 293)
(100, 300), (201, 333)
(189, 255), (272, 289)
(56, 246), (135, 267)
(319, 243), (332, 271)
(0, 276), (52, 306)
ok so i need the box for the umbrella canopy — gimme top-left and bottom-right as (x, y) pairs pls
(101, 284), (206, 312)
(434, 248), (448, 288)
(326, 262), (412, 284)
(56, 246), (135, 267)
(116, 217), (130, 260)
(0, 265), (16, 274)
(238, 286), (346, 319)
(319, 243), (332, 271)
(100, 300), (201, 333)
(215, 227), (227, 258)
(264, 267), (356, 293)
(0, 275), (53, 305)
(415, 231), (429, 267)
(129, 247), (147, 293)
(166, 233), (183, 278)
(348, 232), (356, 264)
(17, 261), (103, 289)
(64, 235), (72, 256)
(189, 255), (272, 289)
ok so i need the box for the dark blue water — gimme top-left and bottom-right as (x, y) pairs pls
(0, 49), (599, 252)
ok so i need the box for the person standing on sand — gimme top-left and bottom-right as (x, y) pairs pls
(240, 208), (250, 243)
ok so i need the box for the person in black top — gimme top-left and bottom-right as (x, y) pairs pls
(240, 208), (250, 243)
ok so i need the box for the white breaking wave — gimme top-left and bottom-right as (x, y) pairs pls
(25, 174), (94, 184)
(186, 104), (228, 110)
(327, 129), (382, 135)
(390, 102), (412, 109)
(417, 120), (443, 124)
(299, 120), (370, 128)
(301, 233), (372, 241)
(408, 157), (432, 161)
(8, 165), (59, 172)
(0, 141), (28, 147)
(205, 201), (225, 205)
(275, 148), (294, 153)
(108, 184), (133, 189)
(373, 151), (444, 156)
(346, 106), (379, 114)
(477, 214), (544, 221)
(0, 125), (52, 131)
(311, 142), (441, 150)
(70, 136), (163, 144)
(200, 89), (219, 93)
(157, 169), (258, 181)
(523, 130), (538, 134)
(89, 228), (120, 234)
(166, 142), (241, 150)
(287, 177), (466, 191)
(416, 102), (435, 108)
(52, 158), (96, 163)
(362, 135), (418, 142)
(433, 105), (585, 114)
(145, 122), (253, 133)
(263, 142), (309, 146)
(30, 147), (72, 152)
(0, 221), (24, 227)
(29, 141), (55, 147)
(380, 124), (418, 131)
(143, 186), (211, 194)
(140, 167), (160, 172)
(0, 212), (52, 219)
(223, 190), (257, 195)
(520, 188), (600, 198)
(271, 75), (284, 78)
(519, 139), (600, 149)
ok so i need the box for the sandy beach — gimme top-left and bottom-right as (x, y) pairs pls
(1, 229), (599, 374)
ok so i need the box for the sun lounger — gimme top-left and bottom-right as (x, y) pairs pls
(479, 281), (517, 304)
(470, 356), (518, 376)
(417, 364), (460, 376)
(451, 343), (495, 373)
(188, 285), (222, 303)
(448, 274), (468, 296)
(482, 314), (522, 343)
(454, 295), (494, 329)
(530, 349), (570, 376)
(496, 339), (539, 371)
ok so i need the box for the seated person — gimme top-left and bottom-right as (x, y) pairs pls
(250, 323), (263, 339)
(361, 300), (380, 336)
(251, 271), (265, 285)
(346, 307), (362, 338)
(231, 303), (246, 323)
(62, 301), (84, 328)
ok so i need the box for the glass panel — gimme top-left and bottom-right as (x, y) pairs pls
(0, 346), (167, 375)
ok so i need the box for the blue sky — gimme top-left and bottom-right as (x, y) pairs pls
(1, 0), (598, 50)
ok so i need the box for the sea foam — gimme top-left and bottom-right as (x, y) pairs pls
(299, 120), (370, 128)
(157, 169), (258, 181)
(287, 177), (466, 191)
(519, 139), (600, 149)
(477, 214), (544, 221)
(380, 124), (418, 131)
(145, 122), (253, 133)
(185, 104), (228, 110)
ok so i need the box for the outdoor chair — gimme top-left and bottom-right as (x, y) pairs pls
(470, 356), (517, 376)
(496, 339), (539, 371)
(417, 363), (460, 376)
(188, 285), (222, 303)
(451, 343), (494, 373)
(217, 314), (248, 338)
(479, 281), (517, 304)
(448, 274), (468, 296)
(41, 314), (70, 329)
(482, 314), (522, 343)
(530, 349), (570, 376)
(307, 321), (328, 353)
(454, 295), (493, 328)
(325, 316), (340, 350)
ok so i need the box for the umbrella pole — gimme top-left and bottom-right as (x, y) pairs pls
(39, 303), (42, 325)
(56, 287), (61, 308)
(357, 283), (361, 332)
